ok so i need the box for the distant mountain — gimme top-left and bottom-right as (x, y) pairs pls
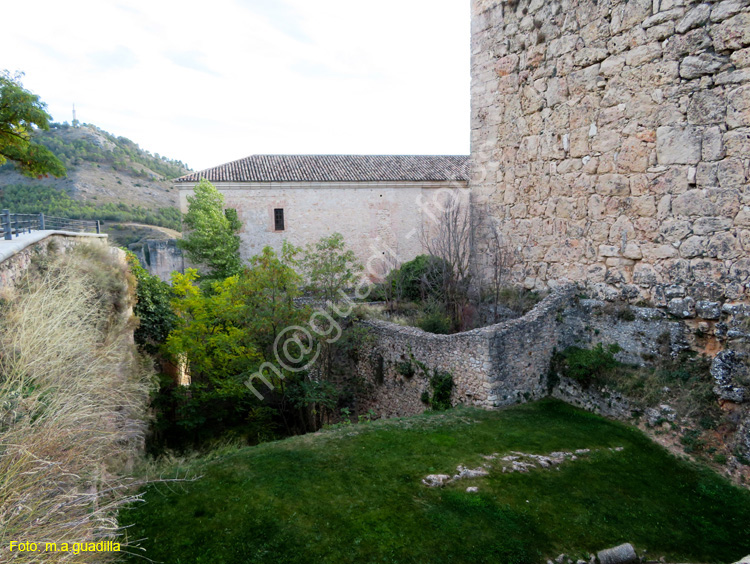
(0, 123), (191, 234)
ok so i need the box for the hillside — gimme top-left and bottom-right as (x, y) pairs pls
(0, 123), (189, 235)
(124, 400), (750, 564)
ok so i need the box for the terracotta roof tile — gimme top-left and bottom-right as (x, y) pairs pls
(176, 155), (470, 183)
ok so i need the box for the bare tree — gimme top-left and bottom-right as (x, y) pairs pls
(421, 189), (474, 328)
(474, 202), (518, 322)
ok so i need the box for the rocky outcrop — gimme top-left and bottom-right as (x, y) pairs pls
(129, 239), (184, 282)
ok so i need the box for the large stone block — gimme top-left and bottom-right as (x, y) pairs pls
(625, 43), (663, 66)
(675, 3), (712, 33)
(727, 85), (750, 129)
(663, 29), (712, 59)
(712, 12), (750, 51)
(724, 128), (750, 157)
(702, 127), (726, 161)
(656, 126), (702, 164)
(688, 89), (726, 125)
(710, 0), (749, 22)
(679, 53), (728, 78)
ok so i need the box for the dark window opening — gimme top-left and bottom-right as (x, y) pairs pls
(274, 208), (285, 231)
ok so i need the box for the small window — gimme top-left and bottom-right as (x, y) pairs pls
(274, 208), (285, 231)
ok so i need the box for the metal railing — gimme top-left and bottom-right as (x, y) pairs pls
(1, 210), (100, 241)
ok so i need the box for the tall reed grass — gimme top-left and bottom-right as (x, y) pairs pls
(0, 244), (153, 563)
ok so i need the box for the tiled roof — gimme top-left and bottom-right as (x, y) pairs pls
(176, 155), (470, 183)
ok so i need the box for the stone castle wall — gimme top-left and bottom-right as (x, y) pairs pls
(471, 0), (750, 306)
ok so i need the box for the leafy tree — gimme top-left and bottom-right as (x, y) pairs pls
(179, 179), (242, 279)
(300, 232), (362, 304)
(126, 252), (177, 354)
(166, 269), (258, 386)
(0, 71), (66, 178)
(232, 242), (308, 362)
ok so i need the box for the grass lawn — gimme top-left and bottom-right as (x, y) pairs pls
(122, 400), (750, 564)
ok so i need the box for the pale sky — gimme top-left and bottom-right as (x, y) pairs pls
(3, 0), (470, 171)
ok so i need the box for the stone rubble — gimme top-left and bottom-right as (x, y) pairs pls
(422, 447), (624, 487)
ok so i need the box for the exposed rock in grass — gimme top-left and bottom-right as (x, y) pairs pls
(597, 542), (638, 564)
(422, 447), (624, 486)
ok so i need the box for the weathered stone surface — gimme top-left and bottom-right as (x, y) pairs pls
(664, 28), (713, 58)
(727, 85), (750, 128)
(675, 3), (711, 33)
(702, 127), (726, 161)
(668, 297), (696, 318)
(712, 12), (750, 51)
(693, 216), (733, 235)
(574, 48), (609, 67)
(696, 300), (722, 319)
(688, 90), (726, 125)
(724, 128), (750, 157)
(680, 235), (706, 258)
(625, 43), (662, 66)
(711, 350), (748, 402)
(679, 53), (728, 78)
(597, 543), (638, 564)
(656, 126), (702, 164)
(471, 0), (750, 304)
(711, 0), (749, 22)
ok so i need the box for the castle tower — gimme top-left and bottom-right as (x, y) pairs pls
(471, 0), (750, 309)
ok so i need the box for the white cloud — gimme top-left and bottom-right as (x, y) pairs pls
(1, 0), (469, 171)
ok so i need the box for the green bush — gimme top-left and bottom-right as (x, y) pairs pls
(417, 310), (453, 334)
(126, 252), (177, 354)
(553, 343), (622, 386)
(396, 360), (415, 377)
(390, 254), (450, 302)
(429, 370), (454, 410)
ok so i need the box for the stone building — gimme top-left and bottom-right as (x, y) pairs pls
(471, 0), (750, 308)
(176, 154), (469, 277)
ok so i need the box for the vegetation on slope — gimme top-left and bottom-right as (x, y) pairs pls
(0, 243), (153, 563)
(36, 122), (189, 180)
(123, 400), (750, 564)
(0, 184), (182, 230)
(0, 121), (190, 231)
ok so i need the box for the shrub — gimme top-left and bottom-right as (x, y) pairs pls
(428, 370), (454, 411)
(553, 343), (622, 386)
(396, 360), (415, 377)
(126, 252), (177, 354)
(417, 310), (453, 334)
(390, 254), (450, 303)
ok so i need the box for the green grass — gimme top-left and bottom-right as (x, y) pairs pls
(122, 400), (750, 564)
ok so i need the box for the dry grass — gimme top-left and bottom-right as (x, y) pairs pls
(0, 245), (153, 563)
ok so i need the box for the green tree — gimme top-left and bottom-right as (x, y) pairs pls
(300, 232), (362, 304)
(232, 242), (308, 362)
(126, 252), (177, 355)
(179, 179), (242, 279)
(0, 71), (66, 178)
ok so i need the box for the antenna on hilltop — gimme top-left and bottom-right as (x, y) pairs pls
(72, 103), (79, 127)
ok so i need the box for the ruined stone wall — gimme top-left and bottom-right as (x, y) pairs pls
(471, 0), (750, 306)
(352, 287), (575, 417)
(0, 232), (108, 291)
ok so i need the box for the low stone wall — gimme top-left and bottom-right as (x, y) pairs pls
(0, 231), (108, 291)
(353, 285), (577, 417)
